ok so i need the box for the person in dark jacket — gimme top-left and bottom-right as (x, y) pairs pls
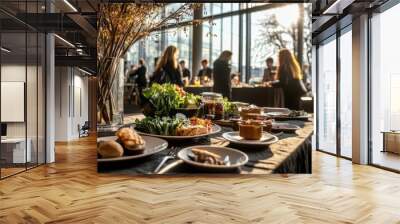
(197, 59), (213, 84)
(129, 58), (148, 105)
(179, 60), (191, 79)
(150, 45), (183, 87)
(213, 51), (233, 99)
(179, 60), (191, 86)
(267, 49), (307, 110)
(130, 58), (147, 88)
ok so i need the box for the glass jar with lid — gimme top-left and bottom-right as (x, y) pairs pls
(201, 92), (224, 120)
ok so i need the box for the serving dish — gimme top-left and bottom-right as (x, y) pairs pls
(177, 145), (248, 170)
(97, 135), (168, 162)
(222, 131), (279, 146)
(271, 122), (301, 133)
(135, 124), (221, 140)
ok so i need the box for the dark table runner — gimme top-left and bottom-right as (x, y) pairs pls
(98, 120), (313, 175)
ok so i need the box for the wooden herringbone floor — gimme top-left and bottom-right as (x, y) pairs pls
(1, 136), (400, 224)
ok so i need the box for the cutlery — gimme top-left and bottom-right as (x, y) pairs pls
(223, 155), (231, 166)
(157, 160), (184, 174)
(154, 147), (179, 173)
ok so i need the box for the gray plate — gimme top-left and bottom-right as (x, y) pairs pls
(272, 123), (301, 132)
(97, 135), (168, 162)
(135, 124), (221, 140)
(222, 131), (279, 146)
(266, 111), (289, 117)
(178, 146), (248, 170)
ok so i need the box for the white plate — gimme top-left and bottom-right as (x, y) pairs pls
(135, 124), (221, 140)
(97, 136), (168, 162)
(222, 131), (279, 146)
(177, 145), (248, 170)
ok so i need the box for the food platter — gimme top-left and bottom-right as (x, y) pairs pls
(135, 124), (221, 140)
(177, 145), (248, 170)
(222, 131), (279, 146)
(97, 136), (168, 162)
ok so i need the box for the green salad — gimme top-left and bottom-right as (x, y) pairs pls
(143, 83), (201, 117)
(134, 117), (184, 136)
(223, 97), (238, 117)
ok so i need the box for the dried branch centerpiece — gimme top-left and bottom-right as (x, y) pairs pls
(97, 3), (201, 126)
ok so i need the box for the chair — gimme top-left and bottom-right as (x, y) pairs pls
(78, 121), (90, 138)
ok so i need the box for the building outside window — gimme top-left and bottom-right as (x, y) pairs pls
(250, 4), (301, 81)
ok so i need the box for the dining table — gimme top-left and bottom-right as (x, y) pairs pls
(98, 119), (313, 175)
(184, 86), (285, 108)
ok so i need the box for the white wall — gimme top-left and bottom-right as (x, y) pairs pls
(54, 66), (89, 141)
(1, 65), (41, 137)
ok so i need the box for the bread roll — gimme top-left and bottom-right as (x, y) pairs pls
(98, 140), (124, 158)
(116, 127), (135, 142)
(123, 139), (145, 153)
(116, 127), (145, 153)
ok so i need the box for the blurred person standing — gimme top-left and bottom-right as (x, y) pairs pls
(197, 59), (213, 85)
(150, 45), (183, 87)
(129, 58), (148, 105)
(262, 57), (277, 83)
(213, 51), (233, 99)
(179, 60), (191, 86)
(267, 49), (307, 110)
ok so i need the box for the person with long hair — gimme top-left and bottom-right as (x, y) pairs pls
(150, 45), (183, 86)
(213, 50), (233, 99)
(267, 49), (307, 110)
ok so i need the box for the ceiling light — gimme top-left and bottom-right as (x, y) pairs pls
(54, 34), (75, 48)
(1, 47), (11, 53)
(78, 67), (93, 76)
(63, 0), (78, 12)
(323, 0), (355, 15)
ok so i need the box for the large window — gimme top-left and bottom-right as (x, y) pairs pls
(339, 28), (352, 158)
(370, 3), (400, 171)
(205, 16), (239, 73)
(126, 3), (309, 83)
(315, 27), (353, 159)
(250, 4), (306, 81)
(317, 36), (337, 154)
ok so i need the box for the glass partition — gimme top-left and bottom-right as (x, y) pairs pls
(1, 31), (28, 177)
(27, 31), (38, 169)
(0, 1), (46, 179)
